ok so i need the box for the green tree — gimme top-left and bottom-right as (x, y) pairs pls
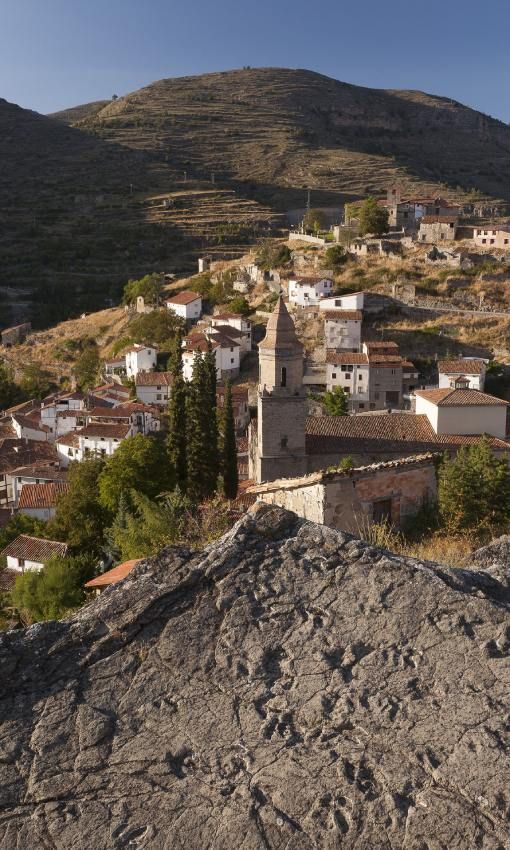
(122, 273), (163, 306)
(167, 331), (188, 491)
(203, 345), (219, 494)
(303, 209), (327, 233)
(20, 363), (51, 399)
(255, 242), (291, 271)
(323, 245), (348, 271)
(358, 197), (389, 237)
(186, 355), (213, 503)
(106, 489), (193, 561)
(47, 458), (108, 555)
(10, 553), (95, 624)
(311, 387), (349, 416)
(73, 345), (100, 390)
(226, 296), (251, 317)
(0, 361), (27, 410)
(98, 434), (173, 513)
(221, 381), (238, 500)
(0, 514), (47, 554)
(438, 438), (510, 534)
(129, 310), (184, 350)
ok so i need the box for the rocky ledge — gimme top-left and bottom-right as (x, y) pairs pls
(1, 505), (510, 849)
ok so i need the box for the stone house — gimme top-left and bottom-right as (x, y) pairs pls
(182, 333), (240, 383)
(326, 352), (370, 412)
(418, 216), (458, 243)
(288, 276), (333, 307)
(135, 372), (173, 406)
(248, 454), (438, 533)
(438, 359), (487, 392)
(351, 238), (401, 257)
(1, 323), (31, 347)
(473, 227), (510, 249)
(1, 534), (67, 573)
(414, 386), (509, 440)
(216, 385), (250, 435)
(18, 482), (70, 522)
(165, 290), (202, 321)
(84, 403), (160, 436)
(324, 310), (362, 351)
(125, 345), (158, 378)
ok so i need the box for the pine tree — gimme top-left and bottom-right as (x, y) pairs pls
(167, 329), (188, 491)
(221, 380), (239, 500)
(203, 343), (219, 494)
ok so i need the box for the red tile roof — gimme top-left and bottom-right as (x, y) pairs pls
(8, 465), (67, 481)
(56, 432), (80, 448)
(415, 388), (508, 406)
(85, 559), (142, 588)
(323, 310), (363, 321)
(135, 371), (173, 387)
(438, 359), (486, 375)
(212, 312), (244, 320)
(1, 534), (68, 562)
(326, 352), (368, 365)
(0, 441), (58, 474)
(420, 215), (458, 224)
(166, 290), (201, 305)
(18, 482), (70, 510)
(0, 568), (17, 593)
(364, 341), (399, 351)
(79, 423), (131, 439)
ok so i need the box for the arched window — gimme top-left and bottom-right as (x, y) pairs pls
(281, 366), (287, 387)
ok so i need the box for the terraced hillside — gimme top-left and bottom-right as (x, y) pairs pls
(0, 99), (281, 328)
(72, 67), (510, 206)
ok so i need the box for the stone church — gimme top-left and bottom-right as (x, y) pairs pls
(249, 297), (510, 485)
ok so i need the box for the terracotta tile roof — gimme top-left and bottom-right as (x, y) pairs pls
(91, 383), (131, 396)
(135, 371), (173, 387)
(18, 482), (70, 510)
(216, 385), (248, 401)
(2, 399), (40, 417)
(9, 465), (67, 481)
(401, 361), (417, 370)
(208, 330), (241, 349)
(86, 403), (152, 419)
(0, 568), (17, 593)
(368, 355), (404, 367)
(305, 413), (510, 456)
(415, 388), (509, 406)
(12, 413), (51, 433)
(326, 352), (368, 365)
(438, 359), (486, 375)
(208, 324), (245, 340)
(123, 344), (158, 355)
(212, 312), (243, 320)
(364, 341), (399, 351)
(291, 276), (332, 285)
(56, 432), (80, 448)
(85, 559), (142, 588)
(79, 423), (131, 439)
(323, 310), (363, 321)
(166, 290), (201, 305)
(0, 441), (58, 474)
(183, 333), (219, 353)
(1, 534), (68, 562)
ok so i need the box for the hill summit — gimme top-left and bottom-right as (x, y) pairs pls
(1, 504), (509, 848)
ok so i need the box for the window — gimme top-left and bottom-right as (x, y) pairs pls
(490, 239), (495, 245)
(358, 403), (365, 409)
(230, 347), (234, 352)
(156, 394), (162, 401)
(374, 392), (380, 400)
(344, 373), (351, 380)
(372, 498), (392, 524)
(358, 374), (363, 380)
(281, 366), (287, 388)
(280, 436), (288, 449)
(156, 386), (161, 391)
(331, 372), (337, 379)
(231, 358), (234, 364)
(482, 239), (487, 244)
(19, 558), (25, 568)
(370, 403), (375, 410)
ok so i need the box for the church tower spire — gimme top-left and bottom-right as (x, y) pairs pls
(250, 296), (307, 483)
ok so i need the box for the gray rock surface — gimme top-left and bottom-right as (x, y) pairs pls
(1, 504), (510, 849)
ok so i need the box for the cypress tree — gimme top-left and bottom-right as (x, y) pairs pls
(221, 380), (239, 500)
(203, 343), (219, 494)
(167, 328), (187, 491)
(186, 353), (211, 503)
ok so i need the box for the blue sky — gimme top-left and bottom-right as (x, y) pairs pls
(2, 0), (509, 121)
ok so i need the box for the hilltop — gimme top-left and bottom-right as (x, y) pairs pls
(0, 97), (281, 328)
(1, 505), (509, 848)
(68, 67), (510, 205)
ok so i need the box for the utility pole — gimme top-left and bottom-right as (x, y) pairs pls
(183, 170), (187, 183)
(306, 188), (311, 210)
(211, 172), (215, 184)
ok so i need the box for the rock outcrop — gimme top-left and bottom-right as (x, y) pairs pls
(1, 505), (510, 849)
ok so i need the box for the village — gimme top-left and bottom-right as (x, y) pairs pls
(1, 184), (510, 617)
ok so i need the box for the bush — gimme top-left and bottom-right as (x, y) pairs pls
(123, 274), (163, 306)
(323, 245), (348, 271)
(10, 553), (96, 624)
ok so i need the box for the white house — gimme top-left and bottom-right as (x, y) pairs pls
(319, 292), (365, 312)
(166, 290), (202, 321)
(1, 534), (68, 573)
(11, 414), (50, 443)
(55, 433), (81, 467)
(78, 423), (132, 459)
(135, 372), (173, 406)
(438, 358), (487, 392)
(326, 352), (370, 411)
(182, 333), (240, 382)
(414, 385), (509, 440)
(473, 227), (510, 249)
(323, 310), (362, 351)
(85, 403), (160, 436)
(8, 464), (67, 507)
(209, 312), (252, 352)
(18, 482), (69, 522)
(40, 392), (86, 439)
(125, 345), (158, 378)
(288, 276), (333, 307)
(104, 358), (126, 380)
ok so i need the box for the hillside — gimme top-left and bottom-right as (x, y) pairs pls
(0, 98), (281, 328)
(75, 67), (510, 206)
(1, 505), (510, 848)
(48, 99), (110, 124)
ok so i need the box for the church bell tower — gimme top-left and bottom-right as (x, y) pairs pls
(250, 296), (307, 483)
